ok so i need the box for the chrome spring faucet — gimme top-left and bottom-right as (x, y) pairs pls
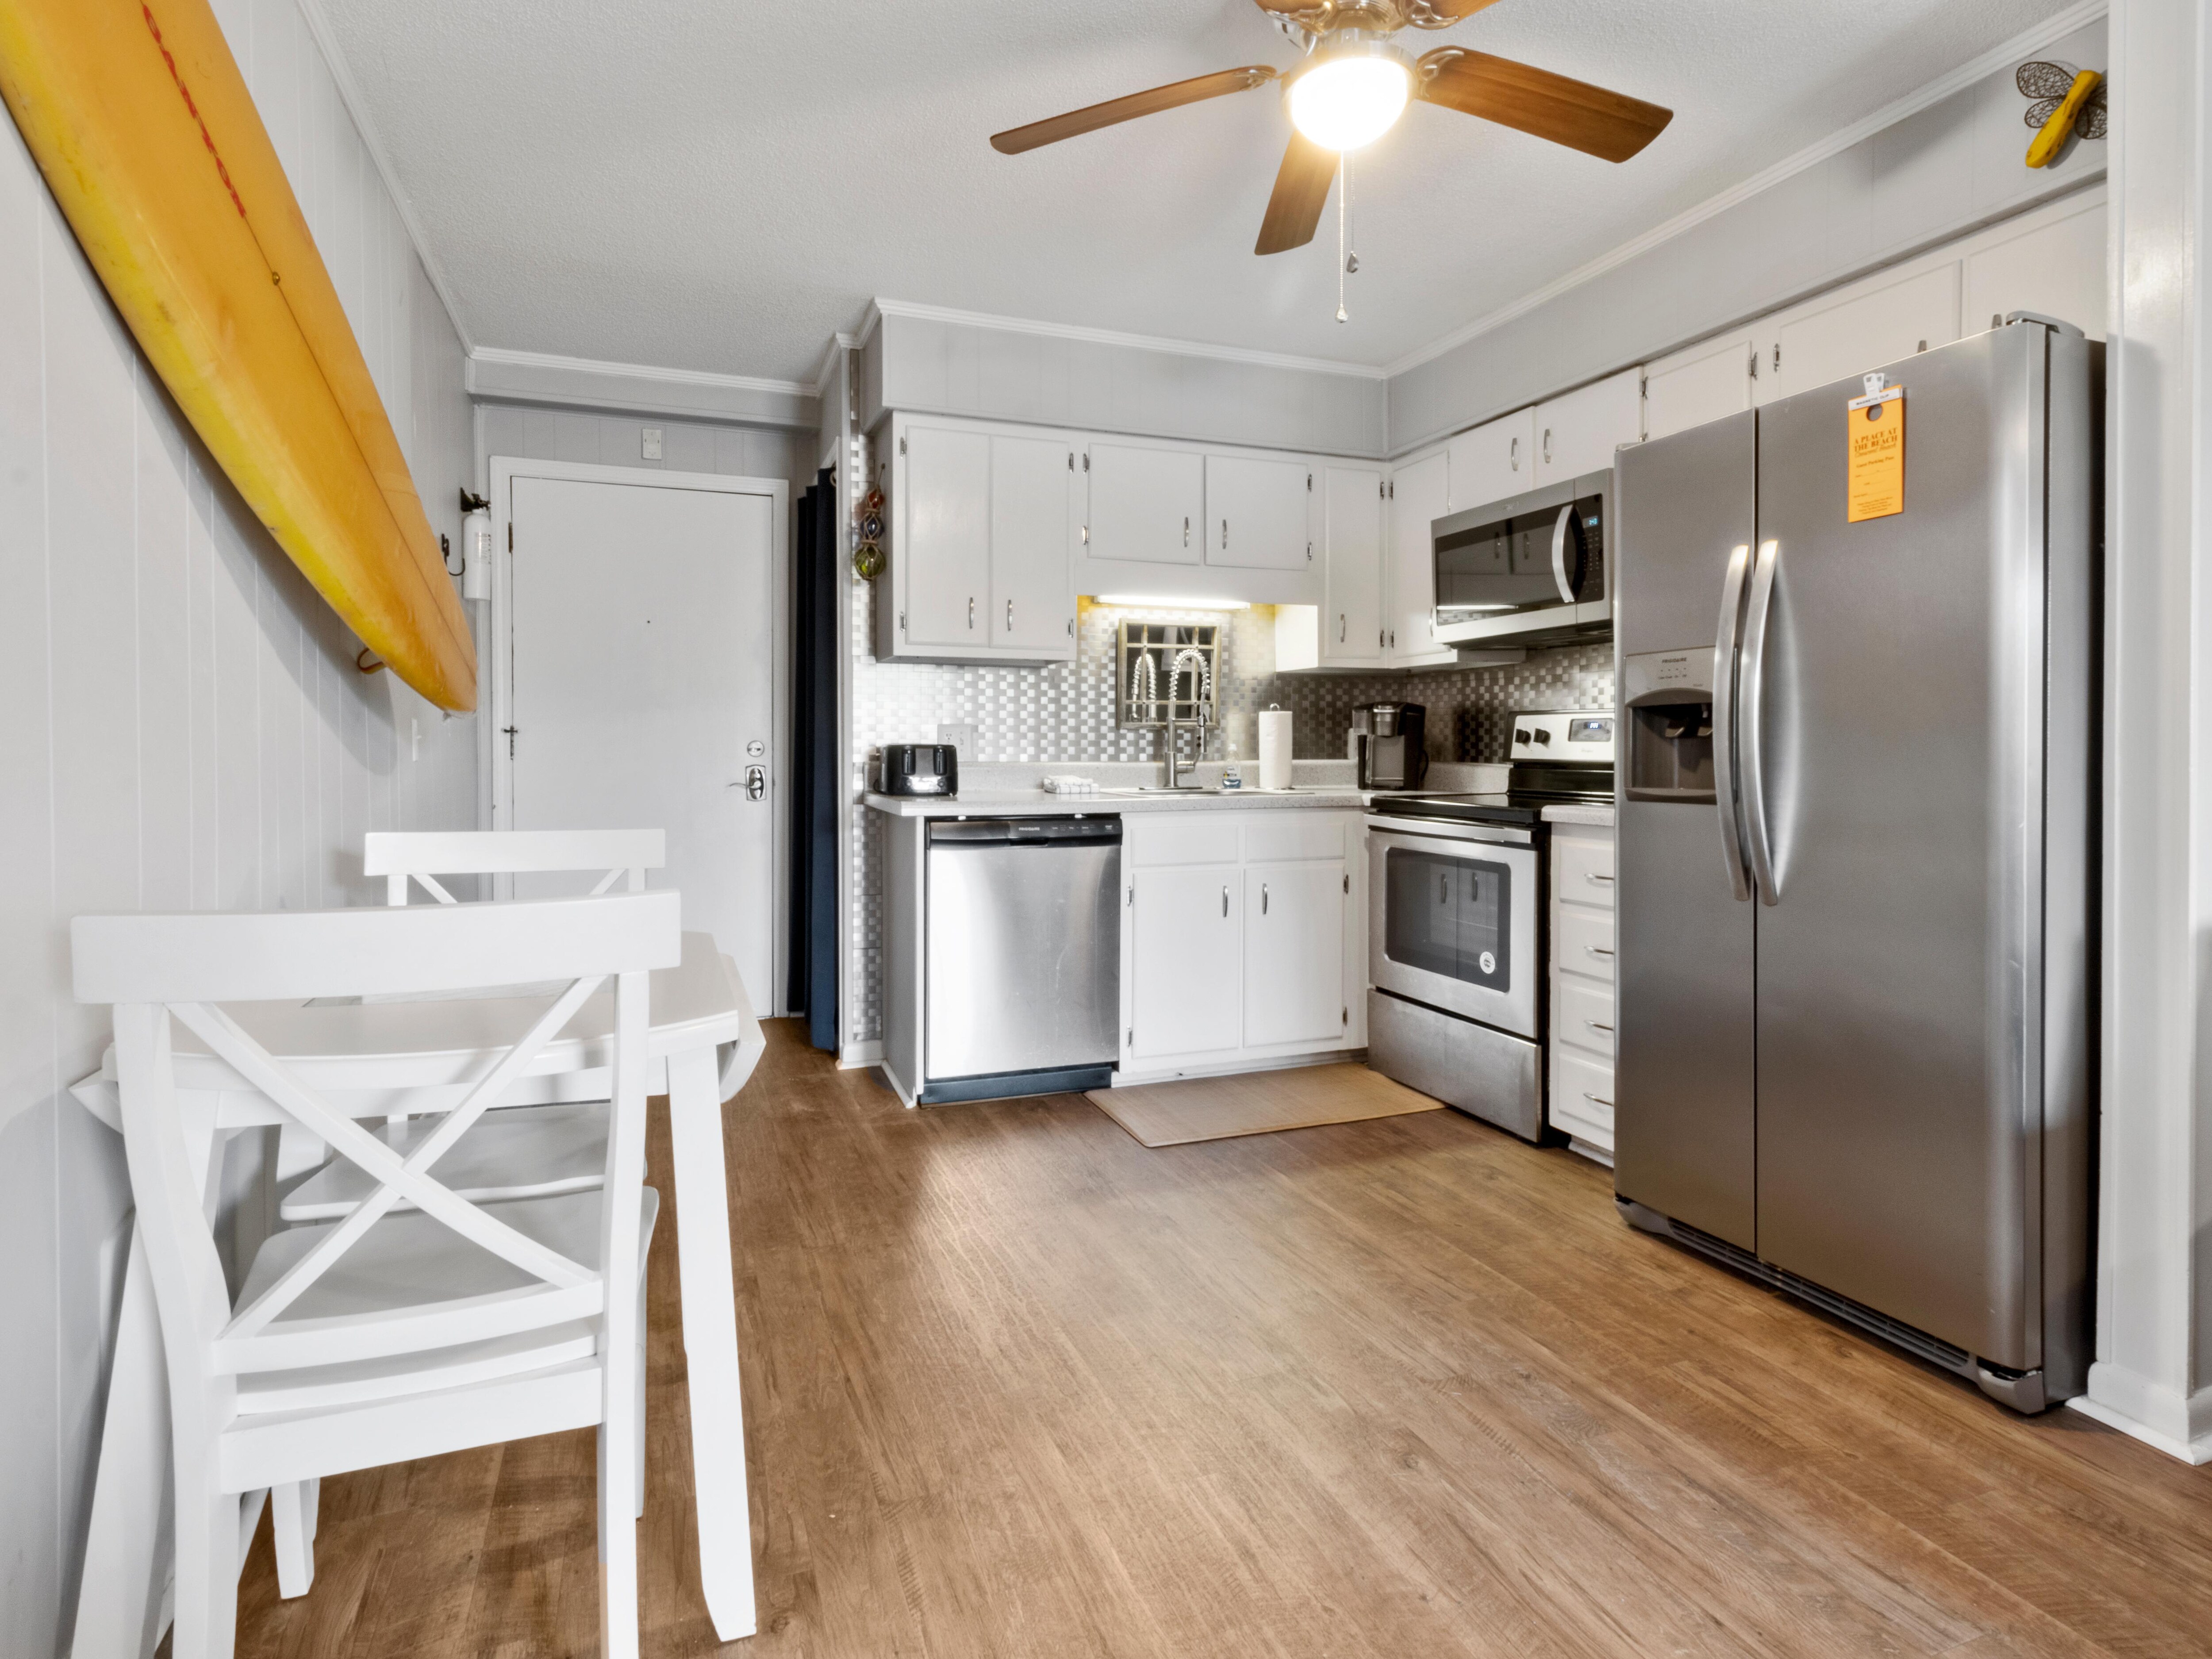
(1164, 646), (1213, 789)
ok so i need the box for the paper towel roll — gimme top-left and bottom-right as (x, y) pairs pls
(1257, 706), (1293, 791)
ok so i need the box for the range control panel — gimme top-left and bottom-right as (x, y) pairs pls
(1509, 709), (1616, 764)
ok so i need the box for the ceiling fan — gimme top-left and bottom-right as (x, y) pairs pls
(990, 0), (1674, 257)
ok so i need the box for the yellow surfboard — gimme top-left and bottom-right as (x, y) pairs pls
(0, 0), (476, 711)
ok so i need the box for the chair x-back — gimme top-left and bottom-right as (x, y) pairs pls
(73, 892), (680, 1659)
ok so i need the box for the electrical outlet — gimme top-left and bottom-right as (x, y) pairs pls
(641, 426), (664, 460)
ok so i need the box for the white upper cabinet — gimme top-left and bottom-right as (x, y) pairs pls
(1384, 448), (1454, 667)
(988, 433), (1076, 653)
(1643, 334), (1756, 443)
(1532, 368), (1644, 484)
(879, 414), (1075, 664)
(1206, 453), (1312, 572)
(1962, 193), (2105, 341)
(1086, 440), (1205, 566)
(1446, 407), (1536, 512)
(1759, 263), (1959, 403)
(1320, 465), (1386, 668)
(898, 422), (991, 649)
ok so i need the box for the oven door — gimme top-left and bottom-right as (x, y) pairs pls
(1367, 816), (1540, 1038)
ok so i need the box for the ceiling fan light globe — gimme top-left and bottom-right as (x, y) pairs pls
(1287, 54), (1409, 152)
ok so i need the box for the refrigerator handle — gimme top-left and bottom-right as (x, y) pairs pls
(1549, 505), (1577, 604)
(1711, 541), (1755, 902)
(1739, 537), (1782, 906)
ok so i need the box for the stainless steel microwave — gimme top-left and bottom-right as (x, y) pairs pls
(1431, 469), (1613, 648)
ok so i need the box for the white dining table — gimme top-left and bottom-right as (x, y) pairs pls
(70, 929), (767, 1657)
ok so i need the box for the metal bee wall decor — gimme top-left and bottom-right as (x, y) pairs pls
(2018, 61), (2106, 169)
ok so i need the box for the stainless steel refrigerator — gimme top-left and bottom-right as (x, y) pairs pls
(1611, 316), (2097, 1413)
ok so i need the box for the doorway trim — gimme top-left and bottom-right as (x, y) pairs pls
(487, 455), (792, 1014)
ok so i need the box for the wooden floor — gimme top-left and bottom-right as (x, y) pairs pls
(236, 1020), (2212, 1658)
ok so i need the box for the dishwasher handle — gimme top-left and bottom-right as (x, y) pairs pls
(926, 816), (1123, 847)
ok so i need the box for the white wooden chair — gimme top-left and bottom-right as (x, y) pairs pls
(364, 827), (664, 906)
(73, 892), (681, 1659)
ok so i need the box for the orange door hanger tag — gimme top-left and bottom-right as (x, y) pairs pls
(1847, 376), (1905, 523)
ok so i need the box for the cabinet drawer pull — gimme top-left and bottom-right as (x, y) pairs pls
(1582, 1091), (1614, 1107)
(1221, 885), (1229, 918)
(1586, 871), (1614, 885)
(1586, 1019), (1614, 1033)
(1586, 945), (1614, 958)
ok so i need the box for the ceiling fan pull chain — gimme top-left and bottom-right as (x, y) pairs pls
(1336, 148), (1352, 324)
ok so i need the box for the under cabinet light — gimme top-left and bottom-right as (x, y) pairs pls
(1093, 595), (1251, 611)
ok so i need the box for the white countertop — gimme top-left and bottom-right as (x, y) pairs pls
(863, 788), (1615, 828)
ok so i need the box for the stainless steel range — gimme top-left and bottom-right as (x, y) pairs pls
(1366, 712), (1614, 1140)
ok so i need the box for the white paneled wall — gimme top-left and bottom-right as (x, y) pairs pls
(0, 3), (474, 1650)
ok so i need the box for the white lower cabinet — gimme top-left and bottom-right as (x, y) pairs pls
(1129, 863), (1243, 1062)
(1122, 811), (1363, 1075)
(1548, 821), (1617, 1160)
(1244, 859), (1348, 1047)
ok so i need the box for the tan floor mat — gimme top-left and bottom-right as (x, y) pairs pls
(1086, 1064), (1442, 1148)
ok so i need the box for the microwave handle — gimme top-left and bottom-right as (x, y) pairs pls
(1549, 505), (1577, 605)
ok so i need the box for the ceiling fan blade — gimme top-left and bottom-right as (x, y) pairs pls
(1416, 49), (1672, 162)
(1255, 130), (1339, 256)
(991, 66), (1279, 155)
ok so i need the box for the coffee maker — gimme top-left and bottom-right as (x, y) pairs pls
(1355, 702), (1429, 790)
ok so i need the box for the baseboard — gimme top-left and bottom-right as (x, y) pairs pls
(1114, 1047), (1368, 1088)
(2070, 1363), (2212, 1464)
(838, 1040), (884, 1069)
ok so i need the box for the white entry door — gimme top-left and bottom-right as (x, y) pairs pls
(507, 473), (779, 1009)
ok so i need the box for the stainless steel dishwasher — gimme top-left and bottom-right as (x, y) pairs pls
(923, 816), (1120, 1102)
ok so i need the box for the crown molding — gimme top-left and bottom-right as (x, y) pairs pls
(467, 347), (819, 428)
(293, 0), (475, 353)
(867, 298), (1390, 381)
(812, 333), (857, 403)
(1383, 0), (2111, 378)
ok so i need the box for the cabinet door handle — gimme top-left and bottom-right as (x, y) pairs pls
(1006, 599), (1014, 633)
(968, 596), (975, 630)
(1510, 436), (1520, 471)
(1338, 613), (1346, 643)
(1261, 883), (1269, 916)
(1183, 515), (1190, 547)
(1586, 1019), (1614, 1033)
(1221, 519), (1229, 550)
(1583, 1091), (1614, 1108)
(1221, 885), (1229, 918)
(1543, 427), (1553, 465)
(1586, 871), (1614, 885)
(1586, 945), (1614, 958)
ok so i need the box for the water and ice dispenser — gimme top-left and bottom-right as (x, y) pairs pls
(1622, 649), (1717, 802)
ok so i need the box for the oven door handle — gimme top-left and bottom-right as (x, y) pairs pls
(1711, 541), (1754, 902)
(1549, 504), (1578, 605)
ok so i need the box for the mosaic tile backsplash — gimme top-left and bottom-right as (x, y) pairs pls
(844, 594), (1615, 1047)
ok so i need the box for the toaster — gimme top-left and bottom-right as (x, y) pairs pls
(878, 743), (958, 797)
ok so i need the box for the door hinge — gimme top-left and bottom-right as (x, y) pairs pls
(899, 610), (907, 633)
(501, 725), (518, 759)
(1127, 882), (1134, 906)
(1342, 1006), (1349, 1026)
(899, 435), (907, 455)
(1127, 1027), (1134, 1046)
(1306, 541), (1313, 562)
(1342, 872), (1349, 894)
(1067, 617), (1074, 637)
(1773, 343), (1781, 372)
(1748, 347), (1759, 380)
(1306, 472), (1313, 491)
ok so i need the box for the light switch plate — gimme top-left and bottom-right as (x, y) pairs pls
(641, 426), (664, 460)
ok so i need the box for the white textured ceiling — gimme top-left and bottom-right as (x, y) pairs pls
(317, 0), (2081, 383)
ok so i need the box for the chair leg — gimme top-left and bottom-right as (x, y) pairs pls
(598, 1414), (641, 1659)
(169, 1463), (240, 1659)
(634, 1277), (649, 1521)
(272, 1481), (316, 1598)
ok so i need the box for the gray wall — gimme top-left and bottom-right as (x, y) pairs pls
(858, 306), (1390, 458)
(1387, 17), (2109, 452)
(0, 0), (477, 1646)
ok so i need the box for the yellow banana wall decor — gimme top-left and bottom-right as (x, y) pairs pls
(0, 0), (476, 711)
(2018, 60), (2107, 170)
